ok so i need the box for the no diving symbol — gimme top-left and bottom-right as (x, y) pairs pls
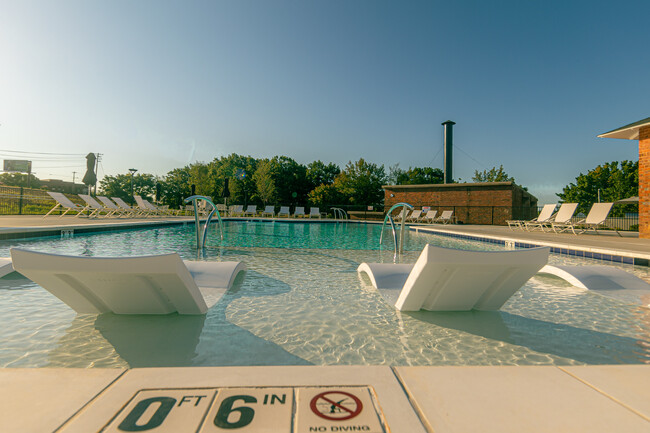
(310, 391), (363, 421)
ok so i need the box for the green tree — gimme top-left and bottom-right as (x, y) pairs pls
(268, 156), (308, 205)
(306, 160), (340, 189)
(388, 164), (444, 185)
(0, 172), (41, 188)
(252, 159), (277, 205)
(307, 183), (345, 208)
(472, 165), (514, 183)
(99, 173), (157, 204)
(557, 161), (638, 216)
(209, 153), (258, 204)
(159, 167), (192, 208)
(334, 158), (387, 208)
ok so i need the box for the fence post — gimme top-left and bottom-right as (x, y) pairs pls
(19, 187), (24, 215)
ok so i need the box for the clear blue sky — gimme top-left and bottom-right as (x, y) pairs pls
(1, 0), (647, 203)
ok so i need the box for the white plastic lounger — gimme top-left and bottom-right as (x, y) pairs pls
(422, 210), (437, 223)
(79, 194), (112, 218)
(393, 209), (411, 223)
(261, 205), (275, 217)
(523, 204), (557, 231)
(407, 209), (422, 222)
(44, 192), (86, 218)
(358, 244), (549, 311)
(10, 249), (246, 315)
(547, 203), (578, 233)
(0, 258), (14, 278)
(113, 197), (143, 217)
(538, 265), (650, 307)
(97, 196), (129, 217)
(293, 206), (305, 218)
(278, 206), (290, 217)
(434, 210), (454, 224)
(134, 196), (158, 216)
(243, 205), (257, 216)
(308, 207), (321, 218)
(507, 204), (555, 230)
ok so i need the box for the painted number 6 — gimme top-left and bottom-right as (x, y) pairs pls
(214, 395), (257, 429)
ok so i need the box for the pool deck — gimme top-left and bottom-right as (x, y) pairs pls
(0, 215), (649, 432)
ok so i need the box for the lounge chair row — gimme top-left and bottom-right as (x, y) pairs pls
(44, 192), (180, 219)
(393, 209), (455, 224)
(507, 202), (617, 235)
(225, 205), (322, 218)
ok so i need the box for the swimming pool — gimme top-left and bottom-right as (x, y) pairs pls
(0, 221), (648, 368)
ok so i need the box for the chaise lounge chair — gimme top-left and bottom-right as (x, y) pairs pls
(357, 244), (549, 311)
(506, 204), (555, 231)
(308, 207), (321, 218)
(434, 210), (455, 224)
(523, 204), (557, 231)
(43, 192), (86, 218)
(113, 197), (144, 218)
(422, 210), (438, 223)
(551, 202), (616, 235)
(277, 206), (290, 217)
(407, 209), (422, 222)
(97, 196), (131, 217)
(261, 205), (275, 217)
(10, 249), (246, 315)
(293, 206), (305, 218)
(243, 205), (257, 217)
(79, 194), (113, 218)
(393, 209), (412, 223)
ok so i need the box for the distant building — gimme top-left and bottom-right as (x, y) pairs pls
(598, 117), (649, 239)
(383, 181), (538, 225)
(40, 179), (87, 194)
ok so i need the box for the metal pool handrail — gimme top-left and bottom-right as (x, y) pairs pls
(331, 207), (348, 221)
(380, 202), (413, 255)
(183, 195), (224, 249)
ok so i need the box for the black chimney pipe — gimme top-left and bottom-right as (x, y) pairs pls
(442, 120), (455, 184)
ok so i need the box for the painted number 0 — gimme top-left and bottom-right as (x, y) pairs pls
(214, 395), (257, 429)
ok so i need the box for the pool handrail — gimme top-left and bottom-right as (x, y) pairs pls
(330, 207), (348, 221)
(380, 203), (413, 255)
(184, 195), (224, 249)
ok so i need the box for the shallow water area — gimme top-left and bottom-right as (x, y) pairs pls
(0, 221), (648, 368)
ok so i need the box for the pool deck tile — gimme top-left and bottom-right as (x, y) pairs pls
(394, 366), (650, 433)
(0, 368), (125, 433)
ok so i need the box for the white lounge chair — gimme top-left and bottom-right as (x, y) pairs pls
(293, 206), (305, 218)
(43, 192), (86, 218)
(522, 204), (556, 231)
(243, 205), (257, 216)
(10, 248), (246, 315)
(548, 203), (579, 233)
(230, 205), (244, 217)
(434, 210), (455, 224)
(143, 199), (171, 216)
(261, 205), (275, 217)
(97, 196), (130, 217)
(552, 202), (616, 235)
(134, 196), (159, 217)
(79, 194), (112, 218)
(308, 207), (321, 218)
(407, 209), (422, 222)
(0, 258), (14, 278)
(507, 204), (554, 230)
(113, 197), (144, 217)
(358, 244), (549, 311)
(393, 209), (411, 223)
(422, 210), (438, 223)
(277, 206), (290, 217)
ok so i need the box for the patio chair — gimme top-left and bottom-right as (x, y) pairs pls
(523, 204), (557, 231)
(434, 210), (455, 224)
(422, 210), (438, 223)
(10, 248), (246, 315)
(113, 197), (144, 217)
(357, 244), (549, 311)
(393, 209), (412, 223)
(0, 258), (14, 278)
(134, 196), (159, 217)
(43, 192), (86, 218)
(546, 203), (579, 233)
(551, 202), (616, 235)
(243, 205), (257, 217)
(507, 204), (555, 230)
(229, 205), (244, 217)
(277, 206), (290, 217)
(261, 205), (275, 217)
(308, 207), (321, 218)
(407, 209), (422, 222)
(293, 206), (305, 218)
(76, 194), (107, 218)
(97, 196), (131, 217)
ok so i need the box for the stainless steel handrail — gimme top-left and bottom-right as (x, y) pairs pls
(330, 207), (348, 221)
(183, 195), (224, 249)
(380, 202), (413, 255)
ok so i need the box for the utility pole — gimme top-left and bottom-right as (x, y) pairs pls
(93, 153), (102, 195)
(72, 171), (77, 184)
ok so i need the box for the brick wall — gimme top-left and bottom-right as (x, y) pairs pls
(383, 182), (538, 225)
(640, 126), (650, 239)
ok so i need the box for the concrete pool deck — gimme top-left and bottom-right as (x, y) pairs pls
(0, 215), (648, 432)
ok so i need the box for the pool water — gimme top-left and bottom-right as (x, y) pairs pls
(0, 221), (648, 368)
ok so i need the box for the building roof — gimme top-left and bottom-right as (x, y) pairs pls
(597, 116), (650, 140)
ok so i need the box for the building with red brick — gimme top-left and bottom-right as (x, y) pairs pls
(598, 117), (649, 239)
(383, 182), (538, 225)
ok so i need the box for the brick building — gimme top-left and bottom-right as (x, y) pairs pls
(383, 182), (538, 225)
(598, 117), (649, 239)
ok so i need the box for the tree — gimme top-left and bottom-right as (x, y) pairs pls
(472, 165), (514, 183)
(388, 164), (444, 185)
(268, 156), (308, 205)
(252, 159), (277, 205)
(306, 160), (340, 189)
(159, 167), (192, 208)
(99, 173), (157, 203)
(557, 160), (638, 216)
(209, 153), (258, 204)
(334, 158), (387, 208)
(0, 172), (41, 188)
(308, 183), (345, 208)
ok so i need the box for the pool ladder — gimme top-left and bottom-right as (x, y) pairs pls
(380, 202), (413, 256)
(184, 195), (224, 249)
(331, 207), (348, 221)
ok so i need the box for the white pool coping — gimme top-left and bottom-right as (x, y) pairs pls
(1, 365), (648, 432)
